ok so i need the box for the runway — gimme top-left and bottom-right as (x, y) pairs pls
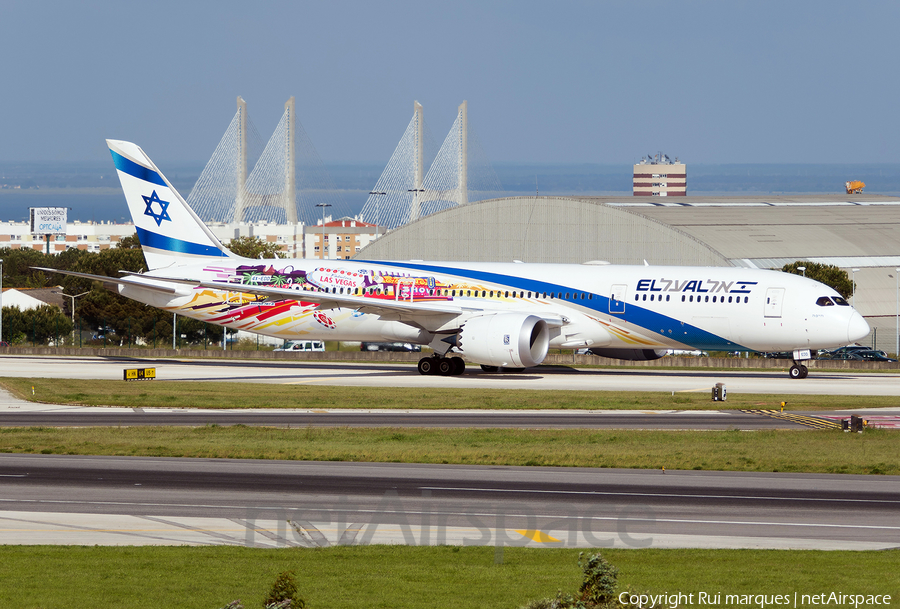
(2, 354), (899, 395)
(1, 454), (897, 550)
(1, 355), (897, 550)
(0, 404), (848, 430)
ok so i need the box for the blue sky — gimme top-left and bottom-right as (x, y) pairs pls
(1, 1), (897, 164)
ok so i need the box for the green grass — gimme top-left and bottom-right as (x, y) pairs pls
(0, 546), (895, 609)
(1, 426), (897, 474)
(0, 378), (891, 411)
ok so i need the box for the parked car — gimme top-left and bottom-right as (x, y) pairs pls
(666, 349), (709, 357)
(823, 345), (872, 356)
(817, 352), (863, 361)
(274, 340), (325, 352)
(854, 350), (897, 362)
(0, 341), (9, 347)
(360, 342), (421, 352)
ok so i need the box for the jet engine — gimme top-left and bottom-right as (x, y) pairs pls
(457, 314), (550, 368)
(587, 348), (667, 361)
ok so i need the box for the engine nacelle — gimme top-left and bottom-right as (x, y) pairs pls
(587, 348), (667, 361)
(458, 314), (550, 368)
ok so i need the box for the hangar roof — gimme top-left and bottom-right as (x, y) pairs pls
(356, 196), (729, 267)
(577, 195), (900, 269)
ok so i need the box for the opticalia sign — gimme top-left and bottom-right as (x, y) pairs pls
(30, 207), (67, 235)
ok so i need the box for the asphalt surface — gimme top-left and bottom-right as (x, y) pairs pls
(1, 354), (897, 549)
(3, 354), (900, 395)
(0, 454), (897, 550)
(0, 408), (817, 430)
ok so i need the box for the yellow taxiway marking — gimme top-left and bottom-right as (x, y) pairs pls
(741, 409), (843, 430)
(676, 388), (710, 393)
(516, 529), (560, 543)
(282, 379), (327, 385)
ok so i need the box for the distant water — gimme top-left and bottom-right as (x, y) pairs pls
(3, 162), (900, 223)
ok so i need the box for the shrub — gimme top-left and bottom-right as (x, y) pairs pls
(519, 552), (620, 609)
(263, 571), (304, 609)
(578, 552), (619, 605)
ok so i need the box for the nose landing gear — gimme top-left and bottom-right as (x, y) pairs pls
(788, 349), (813, 379)
(789, 363), (809, 379)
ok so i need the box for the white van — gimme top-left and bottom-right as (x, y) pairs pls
(274, 340), (325, 352)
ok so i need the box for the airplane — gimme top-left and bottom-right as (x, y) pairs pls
(40, 140), (869, 379)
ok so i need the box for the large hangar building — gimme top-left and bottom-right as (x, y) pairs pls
(357, 194), (900, 347)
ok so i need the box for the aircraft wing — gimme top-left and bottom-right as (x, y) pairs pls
(147, 273), (468, 318)
(154, 275), (570, 327)
(34, 266), (466, 318)
(34, 267), (568, 327)
(32, 267), (183, 295)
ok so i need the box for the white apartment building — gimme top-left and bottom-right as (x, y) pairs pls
(0, 218), (382, 260)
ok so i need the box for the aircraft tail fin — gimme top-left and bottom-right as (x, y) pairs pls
(107, 139), (234, 270)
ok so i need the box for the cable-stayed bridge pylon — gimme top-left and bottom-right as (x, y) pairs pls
(187, 97), (349, 227)
(359, 100), (503, 231)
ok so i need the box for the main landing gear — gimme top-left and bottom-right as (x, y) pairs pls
(789, 362), (809, 379)
(418, 355), (466, 376)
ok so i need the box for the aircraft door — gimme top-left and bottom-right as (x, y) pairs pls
(764, 287), (785, 318)
(610, 284), (627, 314)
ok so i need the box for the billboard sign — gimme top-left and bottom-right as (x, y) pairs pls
(30, 207), (67, 235)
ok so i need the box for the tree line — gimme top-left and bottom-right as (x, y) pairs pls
(0, 235), (282, 346)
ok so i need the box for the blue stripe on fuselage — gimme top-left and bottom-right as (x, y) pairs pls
(358, 260), (747, 351)
(110, 149), (167, 186)
(136, 226), (228, 257)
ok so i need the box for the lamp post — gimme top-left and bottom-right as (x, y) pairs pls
(851, 268), (860, 306)
(797, 266), (806, 277)
(895, 268), (899, 358)
(54, 290), (90, 325)
(408, 188), (425, 224)
(316, 203), (332, 260)
(53, 289), (89, 345)
(369, 191), (386, 239)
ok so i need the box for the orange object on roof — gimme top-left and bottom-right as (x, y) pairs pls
(845, 180), (865, 194)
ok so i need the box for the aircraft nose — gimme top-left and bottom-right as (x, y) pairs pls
(848, 310), (870, 343)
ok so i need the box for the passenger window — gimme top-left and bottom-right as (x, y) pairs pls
(666, 295), (670, 302)
(635, 295), (640, 302)
(816, 296), (835, 306)
(744, 297), (749, 303)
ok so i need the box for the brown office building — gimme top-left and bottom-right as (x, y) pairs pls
(633, 154), (686, 196)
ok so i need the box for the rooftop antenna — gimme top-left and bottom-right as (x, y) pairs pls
(535, 175), (539, 196)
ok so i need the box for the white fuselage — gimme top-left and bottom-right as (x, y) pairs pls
(119, 257), (868, 354)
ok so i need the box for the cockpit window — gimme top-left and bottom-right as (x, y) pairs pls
(816, 296), (835, 307)
(832, 296), (850, 306)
